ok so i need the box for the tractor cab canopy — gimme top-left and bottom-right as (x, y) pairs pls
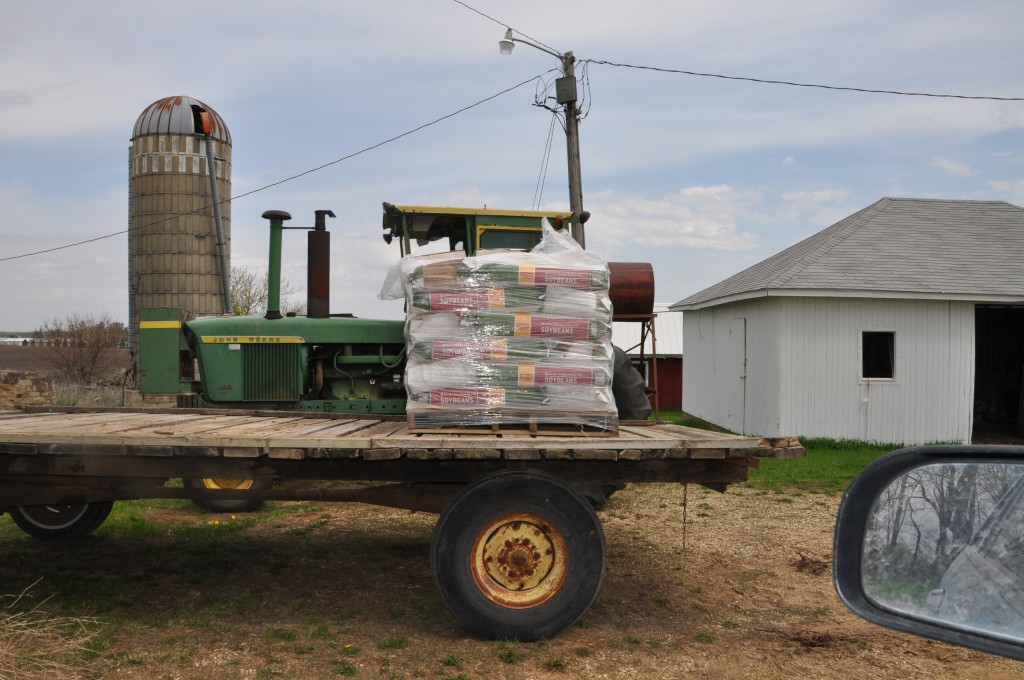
(381, 203), (584, 257)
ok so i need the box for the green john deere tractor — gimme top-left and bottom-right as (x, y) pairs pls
(140, 204), (653, 510)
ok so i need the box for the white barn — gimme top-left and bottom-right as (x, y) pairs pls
(670, 198), (1024, 445)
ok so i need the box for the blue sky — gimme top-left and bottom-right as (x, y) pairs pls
(2, 0), (1023, 331)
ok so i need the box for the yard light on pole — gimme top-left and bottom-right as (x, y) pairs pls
(499, 28), (586, 248)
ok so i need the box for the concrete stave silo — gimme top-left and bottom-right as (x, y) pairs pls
(128, 95), (232, 355)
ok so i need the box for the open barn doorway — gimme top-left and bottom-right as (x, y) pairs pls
(974, 305), (1024, 441)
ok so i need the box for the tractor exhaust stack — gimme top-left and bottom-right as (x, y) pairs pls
(308, 210), (335, 318)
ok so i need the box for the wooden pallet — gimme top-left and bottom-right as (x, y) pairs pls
(407, 410), (618, 436)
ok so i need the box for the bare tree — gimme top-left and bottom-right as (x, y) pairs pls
(35, 313), (126, 383)
(230, 265), (306, 317)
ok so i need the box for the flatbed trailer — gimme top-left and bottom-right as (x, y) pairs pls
(0, 408), (803, 640)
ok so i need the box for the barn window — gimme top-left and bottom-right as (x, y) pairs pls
(862, 331), (895, 380)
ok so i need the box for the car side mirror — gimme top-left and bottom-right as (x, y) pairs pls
(834, 445), (1024, 661)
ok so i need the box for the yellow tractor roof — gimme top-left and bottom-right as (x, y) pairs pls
(388, 204), (572, 219)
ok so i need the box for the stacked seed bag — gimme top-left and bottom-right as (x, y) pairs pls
(380, 224), (616, 432)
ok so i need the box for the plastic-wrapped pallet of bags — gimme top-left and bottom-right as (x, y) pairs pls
(380, 221), (617, 433)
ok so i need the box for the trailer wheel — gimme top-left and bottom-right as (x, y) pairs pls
(431, 470), (606, 641)
(184, 477), (269, 513)
(9, 502), (114, 540)
(612, 346), (651, 421)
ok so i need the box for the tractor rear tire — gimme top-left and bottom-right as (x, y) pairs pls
(612, 346), (652, 421)
(431, 469), (606, 641)
(184, 477), (270, 513)
(9, 502), (114, 540)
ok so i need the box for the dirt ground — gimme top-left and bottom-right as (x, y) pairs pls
(2, 482), (1022, 679)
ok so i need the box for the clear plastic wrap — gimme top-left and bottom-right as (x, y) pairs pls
(386, 222), (618, 433)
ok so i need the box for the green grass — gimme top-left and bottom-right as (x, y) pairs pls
(377, 636), (409, 650)
(544, 655), (567, 671)
(333, 661), (357, 677)
(657, 411), (898, 493)
(496, 641), (525, 664)
(750, 437), (897, 493)
(656, 410), (730, 432)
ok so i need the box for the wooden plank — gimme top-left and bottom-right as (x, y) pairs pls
(688, 448), (727, 460)
(382, 431), (659, 451)
(362, 448), (402, 461)
(647, 423), (765, 450)
(406, 448), (454, 460)
(175, 417), (315, 447)
(504, 448), (542, 461)
(0, 411), (63, 421)
(223, 447), (263, 458)
(404, 431), (449, 459)
(770, 445), (807, 459)
(267, 448), (306, 460)
(450, 448), (502, 460)
(126, 445), (176, 457)
(93, 413), (224, 433)
(261, 419), (385, 448)
(0, 412), (128, 433)
(49, 414), (219, 439)
(117, 416), (284, 447)
(38, 443), (126, 456)
(364, 422), (416, 446)
(0, 442), (37, 455)
(257, 418), (358, 438)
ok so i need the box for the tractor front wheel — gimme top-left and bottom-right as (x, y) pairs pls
(431, 470), (606, 641)
(184, 477), (270, 513)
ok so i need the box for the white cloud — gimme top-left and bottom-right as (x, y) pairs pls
(988, 179), (1024, 204)
(587, 185), (762, 253)
(932, 157), (977, 177)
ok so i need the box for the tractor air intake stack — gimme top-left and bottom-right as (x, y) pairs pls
(308, 210), (335, 318)
(261, 210), (291, 320)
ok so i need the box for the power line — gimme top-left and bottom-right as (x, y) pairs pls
(0, 74), (547, 264)
(531, 112), (558, 209)
(450, 0), (1021, 101)
(587, 59), (1024, 101)
(449, 0), (562, 56)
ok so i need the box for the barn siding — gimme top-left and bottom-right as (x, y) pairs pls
(777, 298), (975, 444)
(682, 299), (780, 434)
(684, 297), (974, 444)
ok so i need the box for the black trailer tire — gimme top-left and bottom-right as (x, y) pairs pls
(9, 502), (114, 540)
(431, 470), (606, 641)
(612, 345), (652, 421)
(184, 477), (270, 513)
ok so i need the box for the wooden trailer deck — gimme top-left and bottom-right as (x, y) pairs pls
(0, 408), (803, 461)
(0, 408), (803, 508)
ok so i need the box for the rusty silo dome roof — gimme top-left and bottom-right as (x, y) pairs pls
(132, 95), (231, 144)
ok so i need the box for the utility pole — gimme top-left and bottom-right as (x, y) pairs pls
(558, 52), (585, 248)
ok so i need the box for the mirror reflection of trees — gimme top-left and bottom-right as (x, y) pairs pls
(864, 463), (1024, 608)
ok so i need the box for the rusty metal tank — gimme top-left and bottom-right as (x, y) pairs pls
(128, 95), (232, 354)
(608, 262), (655, 318)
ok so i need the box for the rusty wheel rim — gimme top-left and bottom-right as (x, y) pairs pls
(470, 512), (569, 609)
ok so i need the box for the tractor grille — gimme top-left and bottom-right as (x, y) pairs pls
(242, 344), (303, 401)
